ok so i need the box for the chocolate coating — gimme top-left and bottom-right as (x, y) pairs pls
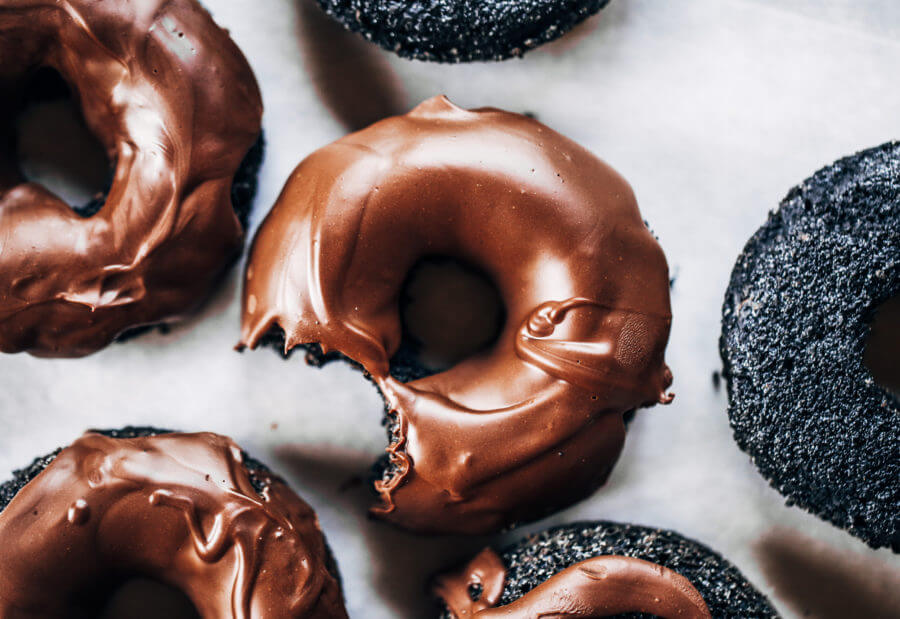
(434, 548), (711, 618)
(0, 431), (347, 618)
(240, 96), (673, 534)
(0, 0), (263, 357)
(433, 522), (778, 618)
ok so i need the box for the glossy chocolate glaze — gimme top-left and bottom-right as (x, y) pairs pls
(434, 548), (711, 618)
(0, 432), (347, 618)
(240, 96), (673, 534)
(0, 0), (262, 357)
(432, 548), (507, 616)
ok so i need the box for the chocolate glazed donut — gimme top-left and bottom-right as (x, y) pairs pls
(434, 549), (711, 618)
(0, 0), (262, 357)
(0, 431), (347, 618)
(239, 96), (673, 534)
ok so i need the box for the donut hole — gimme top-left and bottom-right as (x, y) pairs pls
(864, 294), (900, 398)
(71, 575), (199, 619)
(12, 67), (111, 214)
(392, 256), (505, 380)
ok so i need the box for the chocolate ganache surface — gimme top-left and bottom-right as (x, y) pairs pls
(0, 0), (262, 357)
(0, 431), (347, 618)
(433, 548), (711, 618)
(240, 96), (674, 534)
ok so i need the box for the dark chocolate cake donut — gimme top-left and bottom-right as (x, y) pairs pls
(240, 96), (674, 535)
(313, 0), (612, 62)
(432, 521), (778, 617)
(721, 141), (899, 551)
(0, 427), (347, 618)
(0, 0), (264, 357)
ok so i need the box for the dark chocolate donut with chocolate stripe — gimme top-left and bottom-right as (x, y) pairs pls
(0, 0), (263, 357)
(0, 427), (347, 618)
(431, 521), (778, 618)
(240, 96), (674, 534)
(313, 0), (612, 62)
(720, 141), (899, 551)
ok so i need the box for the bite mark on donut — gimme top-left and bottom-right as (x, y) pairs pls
(238, 98), (675, 533)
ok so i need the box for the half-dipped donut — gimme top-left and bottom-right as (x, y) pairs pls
(240, 96), (674, 534)
(0, 427), (347, 618)
(0, 0), (263, 357)
(431, 521), (778, 617)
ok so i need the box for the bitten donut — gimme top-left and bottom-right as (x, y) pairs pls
(720, 142), (899, 551)
(314, 0), (611, 62)
(240, 96), (674, 534)
(431, 521), (778, 617)
(0, 0), (263, 357)
(0, 427), (347, 618)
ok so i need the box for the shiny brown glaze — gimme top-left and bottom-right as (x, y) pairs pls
(0, 431), (347, 618)
(432, 548), (507, 616)
(0, 0), (262, 357)
(434, 548), (711, 618)
(240, 96), (673, 534)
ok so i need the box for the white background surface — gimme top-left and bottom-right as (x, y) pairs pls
(2, 0), (899, 617)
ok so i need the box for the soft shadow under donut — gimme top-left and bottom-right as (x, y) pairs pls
(294, 0), (406, 131)
(273, 444), (490, 617)
(754, 527), (900, 618)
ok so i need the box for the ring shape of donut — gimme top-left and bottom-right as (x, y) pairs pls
(314, 0), (612, 62)
(721, 141), (899, 550)
(434, 549), (711, 618)
(240, 97), (673, 534)
(0, 0), (262, 357)
(0, 431), (347, 618)
(431, 521), (778, 617)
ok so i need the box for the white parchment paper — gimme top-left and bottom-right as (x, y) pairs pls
(2, 1), (899, 617)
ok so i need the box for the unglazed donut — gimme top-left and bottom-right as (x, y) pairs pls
(0, 0), (262, 357)
(313, 0), (612, 62)
(0, 427), (347, 618)
(240, 96), (674, 534)
(721, 141), (899, 551)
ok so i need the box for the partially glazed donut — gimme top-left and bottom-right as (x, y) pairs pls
(431, 521), (778, 617)
(0, 428), (347, 618)
(434, 550), (711, 618)
(240, 96), (673, 534)
(0, 0), (262, 357)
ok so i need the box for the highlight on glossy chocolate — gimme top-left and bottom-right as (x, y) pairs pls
(431, 521), (778, 618)
(239, 96), (674, 535)
(0, 0), (263, 357)
(0, 427), (347, 618)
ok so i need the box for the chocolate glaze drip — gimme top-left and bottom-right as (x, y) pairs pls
(516, 298), (675, 399)
(433, 548), (507, 616)
(0, 432), (347, 618)
(240, 96), (673, 534)
(0, 0), (262, 357)
(434, 548), (711, 618)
